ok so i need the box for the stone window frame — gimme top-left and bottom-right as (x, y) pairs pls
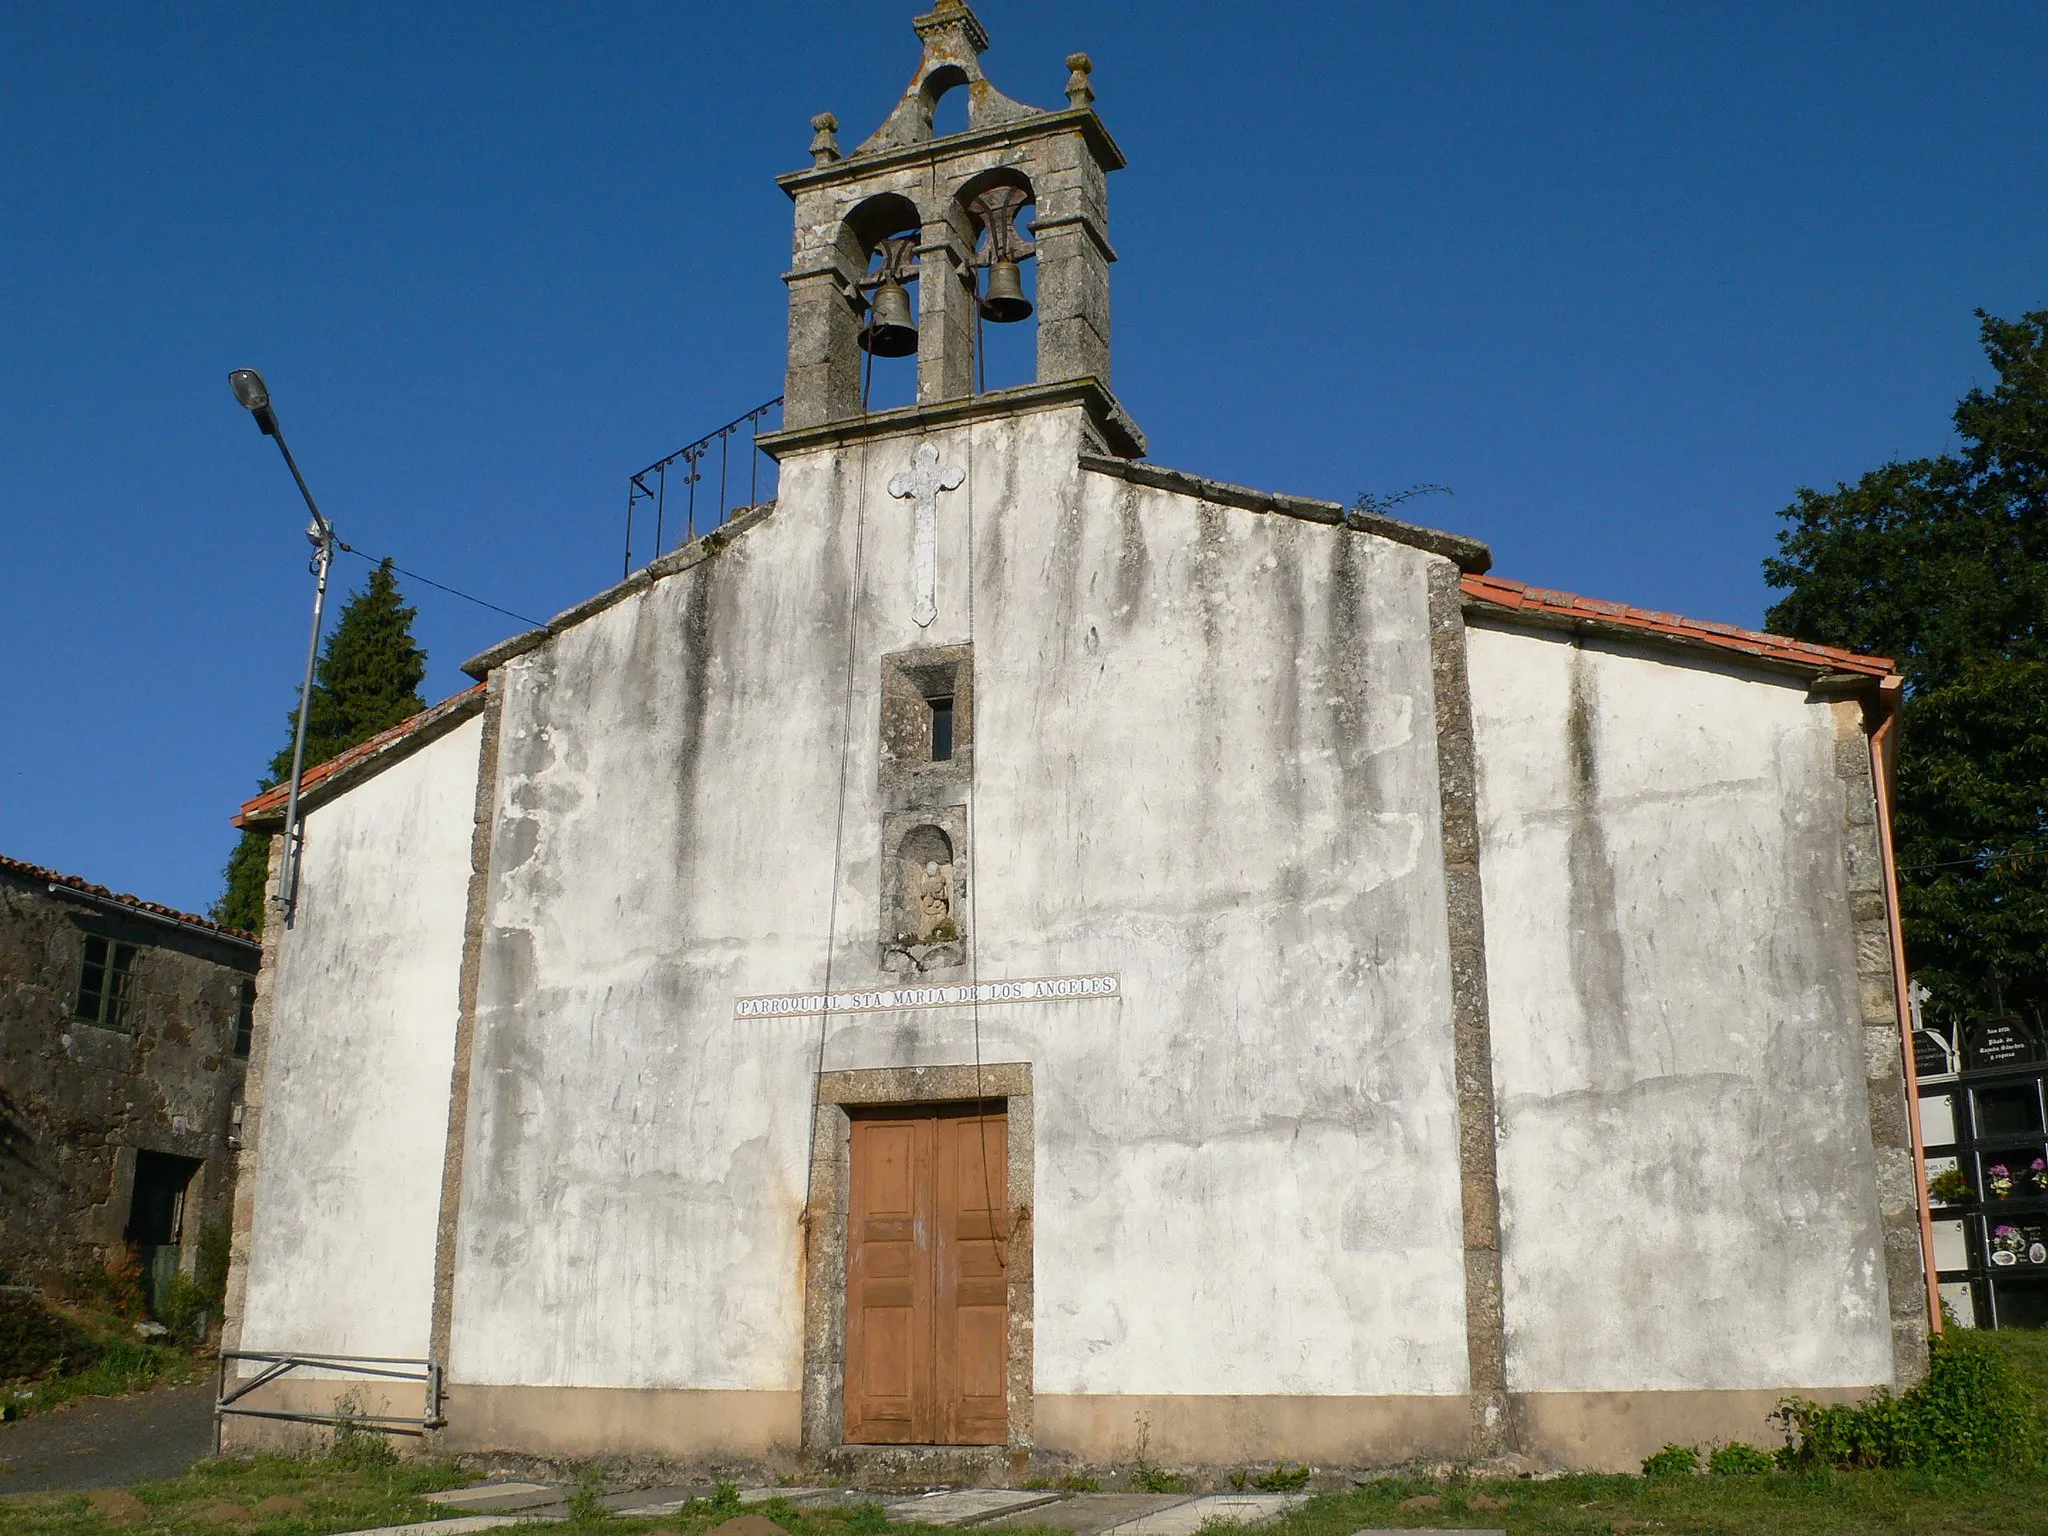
(880, 642), (974, 793)
(800, 1062), (1034, 1459)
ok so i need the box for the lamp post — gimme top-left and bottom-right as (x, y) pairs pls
(229, 368), (336, 925)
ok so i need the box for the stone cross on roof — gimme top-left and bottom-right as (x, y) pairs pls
(889, 443), (966, 628)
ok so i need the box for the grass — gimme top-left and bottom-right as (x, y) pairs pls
(2, 1341), (210, 1425)
(0, 1448), (471, 1536)
(6, 1332), (2048, 1536)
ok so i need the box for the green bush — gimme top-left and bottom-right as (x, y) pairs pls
(196, 1218), (232, 1305)
(154, 1269), (209, 1347)
(1707, 1442), (1775, 1476)
(0, 1292), (103, 1380)
(1775, 1328), (2046, 1472)
(1641, 1443), (1701, 1477)
(1252, 1465), (1313, 1491)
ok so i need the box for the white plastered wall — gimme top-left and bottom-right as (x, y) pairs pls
(1467, 624), (1893, 1392)
(447, 406), (1472, 1400)
(238, 715), (481, 1363)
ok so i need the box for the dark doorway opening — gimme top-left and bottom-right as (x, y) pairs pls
(126, 1150), (202, 1308)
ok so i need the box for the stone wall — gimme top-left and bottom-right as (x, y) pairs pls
(229, 715), (482, 1372)
(0, 864), (256, 1290)
(1465, 622), (1911, 1467)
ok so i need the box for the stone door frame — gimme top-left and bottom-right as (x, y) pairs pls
(801, 1062), (1033, 1457)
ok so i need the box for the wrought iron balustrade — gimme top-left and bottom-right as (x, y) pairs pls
(622, 397), (783, 577)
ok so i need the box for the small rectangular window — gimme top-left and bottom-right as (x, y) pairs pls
(233, 979), (256, 1059)
(75, 936), (139, 1029)
(930, 696), (954, 762)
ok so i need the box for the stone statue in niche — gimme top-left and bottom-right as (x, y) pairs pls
(908, 858), (956, 944)
(885, 822), (964, 972)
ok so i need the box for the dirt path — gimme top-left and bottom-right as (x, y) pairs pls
(0, 1381), (217, 1494)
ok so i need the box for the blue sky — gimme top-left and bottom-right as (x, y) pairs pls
(3, 2), (2044, 917)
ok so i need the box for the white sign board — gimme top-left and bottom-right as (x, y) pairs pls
(735, 973), (1120, 1019)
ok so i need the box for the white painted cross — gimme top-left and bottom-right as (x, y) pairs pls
(888, 442), (965, 628)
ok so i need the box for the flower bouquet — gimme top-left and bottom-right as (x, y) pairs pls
(2029, 1156), (2048, 1193)
(1928, 1168), (1973, 1204)
(1992, 1224), (2026, 1264)
(1987, 1164), (2016, 1199)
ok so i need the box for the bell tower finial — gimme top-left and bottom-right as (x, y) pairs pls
(770, 6), (1142, 458)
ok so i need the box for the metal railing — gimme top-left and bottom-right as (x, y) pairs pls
(215, 1349), (445, 1448)
(622, 397), (783, 578)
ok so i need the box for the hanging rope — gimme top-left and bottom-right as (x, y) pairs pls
(801, 441), (873, 1257)
(960, 418), (1010, 1270)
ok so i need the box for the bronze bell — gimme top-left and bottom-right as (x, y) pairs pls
(860, 279), (918, 356)
(979, 260), (1032, 323)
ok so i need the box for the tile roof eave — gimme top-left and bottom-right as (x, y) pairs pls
(0, 853), (258, 946)
(1461, 573), (1895, 680)
(234, 683), (489, 830)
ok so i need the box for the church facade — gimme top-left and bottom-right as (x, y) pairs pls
(220, 4), (1935, 1476)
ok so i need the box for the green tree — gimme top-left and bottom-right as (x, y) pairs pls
(212, 560), (428, 933)
(1764, 308), (2048, 1033)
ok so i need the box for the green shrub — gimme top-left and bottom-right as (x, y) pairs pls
(154, 1269), (209, 1347)
(1252, 1465), (1313, 1491)
(1775, 1328), (2046, 1472)
(1707, 1442), (1774, 1476)
(0, 1292), (103, 1380)
(567, 1468), (608, 1524)
(328, 1392), (398, 1470)
(195, 1218), (232, 1305)
(1641, 1443), (1701, 1477)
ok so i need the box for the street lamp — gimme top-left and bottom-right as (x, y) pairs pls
(230, 368), (336, 925)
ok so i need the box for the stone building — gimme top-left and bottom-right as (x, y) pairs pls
(0, 854), (258, 1300)
(220, 3), (1936, 1475)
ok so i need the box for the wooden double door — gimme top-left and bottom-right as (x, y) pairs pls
(845, 1102), (1009, 1445)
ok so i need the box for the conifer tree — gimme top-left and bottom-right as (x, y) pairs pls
(1766, 307), (2048, 1035)
(212, 560), (428, 933)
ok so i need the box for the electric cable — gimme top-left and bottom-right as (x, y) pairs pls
(331, 540), (546, 629)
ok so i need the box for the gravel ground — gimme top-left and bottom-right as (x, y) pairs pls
(0, 1381), (217, 1494)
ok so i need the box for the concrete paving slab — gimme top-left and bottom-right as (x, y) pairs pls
(603, 1486), (703, 1513)
(612, 1488), (851, 1517)
(427, 1484), (562, 1511)
(332, 1518), (538, 1536)
(743, 1487), (850, 1507)
(1102, 1494), (1307, 1535)
(885, 1489), (1064, 1526)
(985, 1494), (1190, 1534)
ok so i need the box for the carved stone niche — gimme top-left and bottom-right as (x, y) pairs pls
(880, 807), (968, 975)
(880, 643), (972, 800)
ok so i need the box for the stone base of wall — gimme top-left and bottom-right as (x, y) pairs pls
(1509, 1385), (1872, 1473)
(218, 1380), (1881, 1476)
(440, 1384), (802, 1463)
(1034, 1393), (1471, 1466)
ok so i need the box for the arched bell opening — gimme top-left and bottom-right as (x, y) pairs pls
(924, 64), (971, 139)
(839, 192), (925, 413)
(955, 169), (1038, 395)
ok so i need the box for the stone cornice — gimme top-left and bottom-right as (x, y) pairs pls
(777, 107), (1126, 198)
(756, 377), (1146, 461)
(1079, 454), (1494, 574)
